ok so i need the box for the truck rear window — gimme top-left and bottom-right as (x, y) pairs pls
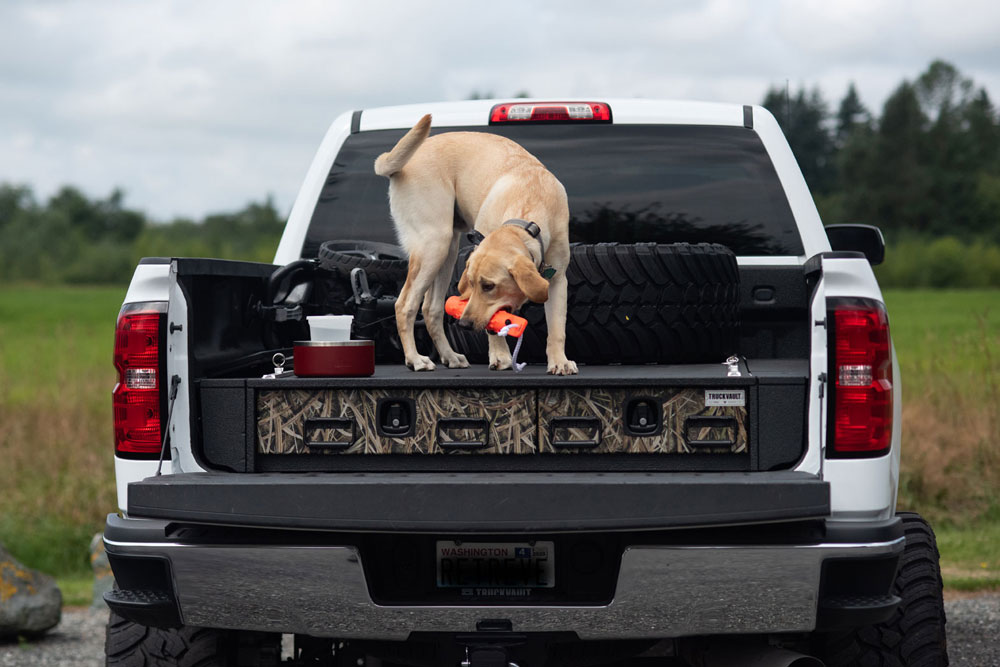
(303, 124), (804, 257)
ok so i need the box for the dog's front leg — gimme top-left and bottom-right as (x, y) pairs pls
(543, 271), (578, 375)
(488, 335), (513, 371)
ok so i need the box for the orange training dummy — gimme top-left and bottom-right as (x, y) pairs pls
(445, 296), (528, 370)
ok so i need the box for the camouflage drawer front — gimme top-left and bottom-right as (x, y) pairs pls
(257, 388), (535, 455)
(537, 388), (748, 454)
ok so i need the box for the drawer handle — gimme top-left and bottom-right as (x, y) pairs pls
(437, 418), (489, 450)
(684, 415), (736, 448)
(550, 417), (601, 449)
(304, 417), (356, 451)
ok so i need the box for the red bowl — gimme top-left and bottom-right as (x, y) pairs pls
(293, 340), (374, 377)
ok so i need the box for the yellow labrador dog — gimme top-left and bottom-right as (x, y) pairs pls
(375, 114), (577, 375)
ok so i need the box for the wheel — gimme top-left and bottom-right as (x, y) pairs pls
(814, 512), (949, 667)
(317, 240), (409, 289)
(105, 611), (280, 666)
(445, 242), (741, 365)
(105, 610), (233, 666)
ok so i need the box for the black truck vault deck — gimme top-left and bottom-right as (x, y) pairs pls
(195, 359), (809, 474)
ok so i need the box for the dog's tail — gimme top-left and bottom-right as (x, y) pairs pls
(374, 114), (431, 177)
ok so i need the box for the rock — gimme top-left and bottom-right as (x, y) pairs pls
(0, 543), (62, 638)
(89, 532), (114, 608)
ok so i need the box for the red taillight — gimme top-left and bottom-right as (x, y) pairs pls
(489, 101), (611, 124)
(113, 303), (167, 457)
(828, 300), (893, 457)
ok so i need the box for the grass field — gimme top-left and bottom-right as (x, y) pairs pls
(0, 286), (124, 587)
(0, 285), (997, 600)
(883, 289), (1000, 591)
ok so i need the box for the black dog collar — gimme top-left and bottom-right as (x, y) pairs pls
(467, 219), (555, 279)
(502, 218), (547, 268)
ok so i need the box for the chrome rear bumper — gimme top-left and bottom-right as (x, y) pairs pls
(104, 533), (903, 640)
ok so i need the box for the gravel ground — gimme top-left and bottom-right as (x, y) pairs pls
(0, 607), (107, 667)
(943, 594), (1000, 667)
(1, 595), (997, 666)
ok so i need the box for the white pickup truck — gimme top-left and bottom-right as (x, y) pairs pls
(103, 99), (947, 667)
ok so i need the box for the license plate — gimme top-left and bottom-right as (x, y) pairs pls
(436, 541), (555, 590)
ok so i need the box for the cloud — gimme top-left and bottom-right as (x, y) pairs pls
(1, 0), (999, 220)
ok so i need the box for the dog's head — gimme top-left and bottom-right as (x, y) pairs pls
(456, 228), (549, 330)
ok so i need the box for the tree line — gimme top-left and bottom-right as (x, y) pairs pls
(1, 59), (998, 286)
(763, 59), (1000, 286)
(0, 185), (283, 284)
(765, 59), (1000, 242)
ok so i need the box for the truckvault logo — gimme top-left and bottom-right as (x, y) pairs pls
(704, 389), (745, 407)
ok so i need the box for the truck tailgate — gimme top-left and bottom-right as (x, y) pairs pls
(125, 470), (829, 532)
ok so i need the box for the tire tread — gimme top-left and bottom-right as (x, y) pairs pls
(317, 240), (409, 289)
(105, 611), (233, 667)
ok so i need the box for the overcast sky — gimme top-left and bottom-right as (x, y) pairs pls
(2, 0), (1000, 221)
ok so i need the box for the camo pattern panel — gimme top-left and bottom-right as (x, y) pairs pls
(257, 388), (536, 455)
(537, 388), (748, 454)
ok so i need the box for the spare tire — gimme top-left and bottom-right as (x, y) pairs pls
(314, 240), (417, 363)
(317, 240), (409, 291)
(445, 242), (740, 365)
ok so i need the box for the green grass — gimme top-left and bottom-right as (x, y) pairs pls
(935, 517), (1000, 591)
(0, 516), (99, 578)
(883, 288), (1000, 391)
(56, 574), (96, 608)
(0, 285), (124, 587)
(1, 285), (999, 599)
(882, 289), (1000, 520)
(883, 289), (1000, 592)
(0, 284), (124, 405)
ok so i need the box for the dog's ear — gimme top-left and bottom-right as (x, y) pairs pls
(510, 255), (550, 303)
(458, 264), (471, 298)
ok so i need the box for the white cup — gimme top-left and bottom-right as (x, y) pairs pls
(307, 315), (353, 342)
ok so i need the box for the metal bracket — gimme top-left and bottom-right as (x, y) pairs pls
(723, 354), (741, 377)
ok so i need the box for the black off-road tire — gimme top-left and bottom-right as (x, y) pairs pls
(105, 611), (235, 666)
(315, 240), (408, 323)
(445, 242), (740, 365)
(815, 512), (949, 667)
(317, 240), (408, 290)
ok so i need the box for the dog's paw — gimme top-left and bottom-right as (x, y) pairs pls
(489, 350), (513, 370)
(489, 358), (513, 371)
(406, 355), (436, 372)
(488, 335), (512, 370)
(441, 352), (469, 369)
(547, 358), (578, 375)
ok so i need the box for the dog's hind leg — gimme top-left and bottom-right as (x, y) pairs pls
(396, 240), (451, 371)
(421, 234), (469, 369)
